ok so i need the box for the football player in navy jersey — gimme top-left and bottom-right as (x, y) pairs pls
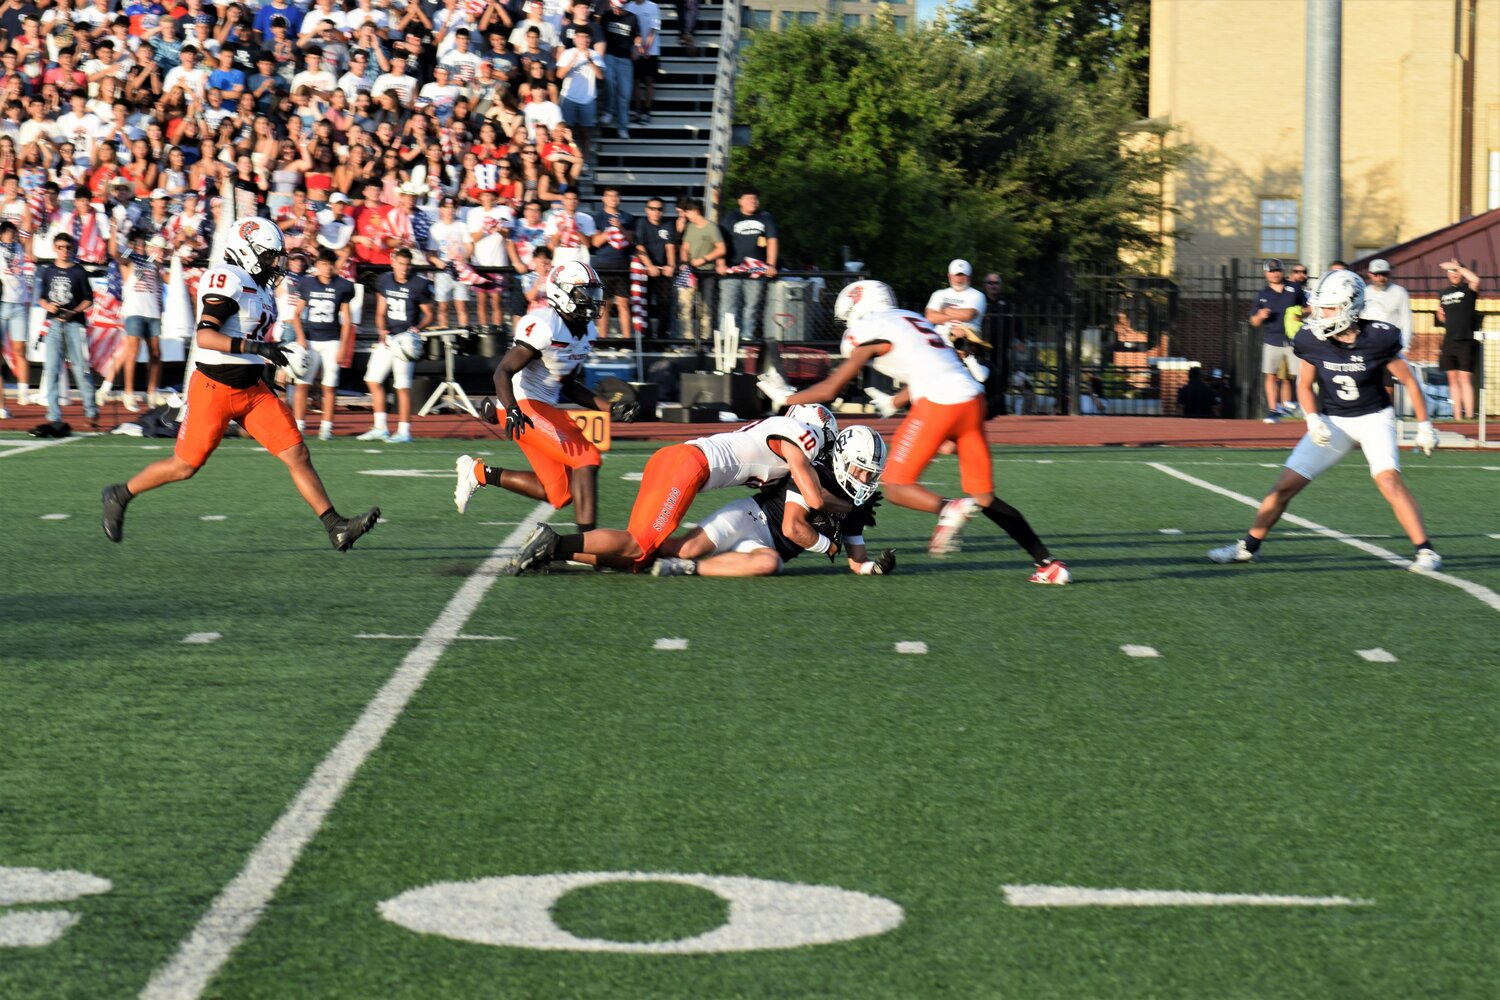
(1209, 270), (1442, 573)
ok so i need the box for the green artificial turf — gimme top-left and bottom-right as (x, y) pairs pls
(1, 434), (1497, 998)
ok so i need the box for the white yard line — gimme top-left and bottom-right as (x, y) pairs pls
(1002, 884), (1369, 907)
(1150, 462), (1500, 614)
(0, 437), (81, 459)
(140, 501), (553, 1000)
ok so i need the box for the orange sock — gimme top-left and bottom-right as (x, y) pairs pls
(474, 459), (487, 484)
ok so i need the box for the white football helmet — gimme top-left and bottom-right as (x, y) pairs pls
(223, 216), (289, 288)
(786, 403), (837, 458)
(1306, 269), (1365, 340)
(544, 260), (604, 322)
(832, 425), (887, 505)
(834, 280), (896, 326)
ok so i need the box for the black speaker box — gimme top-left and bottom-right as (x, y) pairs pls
(629, 381), (659, 421)
(678, 372), (762, 417)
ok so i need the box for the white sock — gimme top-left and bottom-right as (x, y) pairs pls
(396, 422), (410, 435)
(320, 420), (333, 432)
(373, 411), (388, 431)
(99, 380), (113, 393)
(296, 419), (306, 431)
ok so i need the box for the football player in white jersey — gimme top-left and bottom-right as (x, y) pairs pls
(101, 218), (381, 551)
(507, 410), (843, 574)
(651, 425), (896, 578)
(764, 279), (1070, 584)
(454, 260), (613, 533)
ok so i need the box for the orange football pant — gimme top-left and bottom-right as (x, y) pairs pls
(884, 394), (994, 496)
(516, 399), (602, 509)
(175, 370), (303, 469)
(626, 442), (711, 566)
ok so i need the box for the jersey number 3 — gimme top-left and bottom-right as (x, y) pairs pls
(1331, 374), (1360, 401)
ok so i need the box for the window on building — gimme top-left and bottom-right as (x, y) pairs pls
(1488, 150), (1499, 211)
(778, 10), (794, 29)
(893, 15), (908, 31)
(744, 9), (771, 31)
(1259, 198), (1299, 256)
(798, 10), (819, 24)
(843, 13), (861, 28)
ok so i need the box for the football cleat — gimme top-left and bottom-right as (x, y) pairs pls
(328, 507), (380, 551)
(1409, 549), (1443, 574)
(509, 523), (560, 575)
(1029, 559), (1071, 585)
(1208, 540), (1256, 564)
(651, 557), (697, 577)
(454, 455), (482, 514)
(929, 497), (980, 558)
(387, 431), (413, 444)
(101, 483), (131, 543)
(356, 427), (390, 441)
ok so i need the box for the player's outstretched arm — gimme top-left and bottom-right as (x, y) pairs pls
(784, 447), (849, 513)
(782, 345), (882, 407)
(493, 342), (539, 439)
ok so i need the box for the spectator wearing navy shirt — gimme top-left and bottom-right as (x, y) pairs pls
(716, 185), (778, 343)
(1249, 258), (1305, 423)
(634, 197), (676, 336)
(590, 185), (635, 339)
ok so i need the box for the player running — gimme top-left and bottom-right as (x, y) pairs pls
(507, 404), (843, 574)
(1208, 270), (1442, 571)
(762, 280), (1070, 584)
(453, 260), (612, 534)
(651, 424), (896, 578)
(100, 218), (380, 551)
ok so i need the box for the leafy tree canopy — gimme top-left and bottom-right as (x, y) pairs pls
(726, 7), (1172, 300)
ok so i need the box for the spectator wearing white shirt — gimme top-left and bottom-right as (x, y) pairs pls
(924, 259), (987, 334)
(627, 0), (661, 124)
(509, 0), (561, 51)
(465, 187), (514, 335)
(163, 45), (208, 105)
(523, 86), (563, 142)
(1361, 259), (1413, 348)
(290, 47), (337, 99)
(55, 91), (102, 167)
(371, 53), (417, 109)
(298, 0), (347, 43)
(428, 195), (472, 331)
(440, 29), (484, 85)
(555, 28), (603, 165)
(543, 189), (596, 268)
(82, 39), (130, 99)
(418, 66), (461, 123)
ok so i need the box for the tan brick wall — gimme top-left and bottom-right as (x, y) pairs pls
(1151, 0), (1500, 274)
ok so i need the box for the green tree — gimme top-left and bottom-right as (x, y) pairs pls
(726, 19), (1176, 300)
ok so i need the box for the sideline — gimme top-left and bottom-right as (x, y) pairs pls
(139, 501), (554, 999)
(1150, 461), (1500, 614)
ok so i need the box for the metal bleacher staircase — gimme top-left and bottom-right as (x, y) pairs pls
(585, 1), (739, 214)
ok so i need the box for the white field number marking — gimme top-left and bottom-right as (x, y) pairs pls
(0, 866), (112, 948)
(1002, 884), (1370, 907)
(1150, 462), (1500, 614)
(379, 872), (904, 953)
(1121, 645), (1159, 658)
(141, 502), (554, 1000)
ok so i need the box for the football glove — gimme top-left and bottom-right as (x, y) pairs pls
(505, 404), (534, 441)
(246, 340), (290, 367)
(864, 387), (898, 417)
(1414, 420), (1438, 456)
(479, 397), (501, 425)
(1305, 413), (1332, 447)
(757, 369), (794, 409)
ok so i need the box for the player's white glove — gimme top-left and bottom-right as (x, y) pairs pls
(756, 369), (793, 409)
(1414, 420), (1438, 456)
(1305, 413), (1332, 447)
(864, 387), (898, 417)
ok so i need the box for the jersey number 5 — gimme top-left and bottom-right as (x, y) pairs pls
(902, 315), (949, 350)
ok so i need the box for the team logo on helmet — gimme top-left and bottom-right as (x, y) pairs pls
(239, 220), (260, 242)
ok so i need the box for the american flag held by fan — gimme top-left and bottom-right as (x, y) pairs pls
(87, 260), (124, 372)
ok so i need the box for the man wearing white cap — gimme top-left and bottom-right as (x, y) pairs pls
(1361, 259), (1412, 348)
(924, 259), (986, 332)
